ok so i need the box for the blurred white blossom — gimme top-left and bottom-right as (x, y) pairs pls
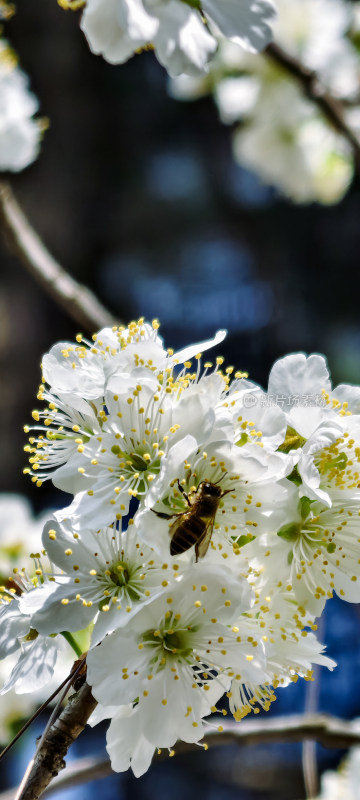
(75, 0), (277, 77)
(0, 494), (51, 578)
(312, 743), (360, 800)
(232, 84), (354, 204)
(0, 38), (44, 172)
(169, 0), (360, 204)
(0, 641), (77, 743)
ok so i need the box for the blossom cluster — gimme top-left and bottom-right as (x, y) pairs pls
(170, 0), (360, 204)
(60, 0), (276, 77)
(6, 317), (360, 776)
(0, 36), (44, 172)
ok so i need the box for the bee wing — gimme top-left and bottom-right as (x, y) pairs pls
(195, 517), (215, 560)
(169, 513), (187, 537)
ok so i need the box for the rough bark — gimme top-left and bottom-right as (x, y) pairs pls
(17, 682), (97, 800)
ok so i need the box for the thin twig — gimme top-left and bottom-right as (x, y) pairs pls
(0, 659), (85, 763)
(302, 670), (321, 798)
(0, 182), (118, 333)
(302, 617), (324, 799)
(302, 680), (321, 798)
(266, 41), (360, 172)
(4, 710), (360, 800)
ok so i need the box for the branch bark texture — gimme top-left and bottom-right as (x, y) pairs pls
(16, 682), (97, 800)
(0, 182), (117, 333)
(266, 42), (360, 172)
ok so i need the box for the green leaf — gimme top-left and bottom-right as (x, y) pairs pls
(298, 496), (312, 521)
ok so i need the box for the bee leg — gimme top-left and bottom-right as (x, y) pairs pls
(195, 542), (200, 562)
(151, 509), (178, 520)
(214, 472), (227, 485)
(176, 479), (190, 506)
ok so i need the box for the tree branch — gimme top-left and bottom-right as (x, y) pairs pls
(14, 681), (97, 800)
(4, 709), (360, 800)
(194, 711), (360, 751)
(265, 41), (360, 173)
(0, 182), (118, 333)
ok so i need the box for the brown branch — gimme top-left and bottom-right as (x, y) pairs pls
(14, 681), (97, 800)
(265, 41), (360, 173)
(4, 710), (360, 800)
(0, 182), (118, 333)
(196, 712), (360, 751)
(302, 650), (323, 799)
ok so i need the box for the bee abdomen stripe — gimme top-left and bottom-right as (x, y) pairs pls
(170, 517), (205, 555)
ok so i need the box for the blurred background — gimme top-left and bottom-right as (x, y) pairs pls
(1, 0), (360, 797)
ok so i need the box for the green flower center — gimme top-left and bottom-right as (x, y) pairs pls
(110, 444), (162, 493)
(277, 510), (336, 556)
(143, 626), (194, 659)
(277, 522), (302, 543)
(106, 560), (141, 601)
(109, 560), (130, 586)
(163, 630), (193, 657)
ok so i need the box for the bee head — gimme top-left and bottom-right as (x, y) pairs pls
(201, 481), (223, 497)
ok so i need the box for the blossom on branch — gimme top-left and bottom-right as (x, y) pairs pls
(63, 0), (277, 76)
(11, 320), (354, 775)
(169, 0), (360, 203)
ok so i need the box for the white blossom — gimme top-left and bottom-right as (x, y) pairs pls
(87, 564), (264, 749)
(40, 322), (226, 401)
(26, 321), (292, 537)
(229, 588), (335, 719)
(15, 322), (358, 777)
(0, 39), (43, 172)
(23, 519), (179, 645)
(24, 323), (226, 495)
(80, 0), (276, 77)
(136, 436), (290, 558)
(98, 704), (158, 776)
(0, 581), (61, 694)
(0, 640), (75, 743)
(245, 484), (360, 615)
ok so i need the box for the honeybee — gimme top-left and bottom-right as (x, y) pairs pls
(153, 478), (231, 561)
